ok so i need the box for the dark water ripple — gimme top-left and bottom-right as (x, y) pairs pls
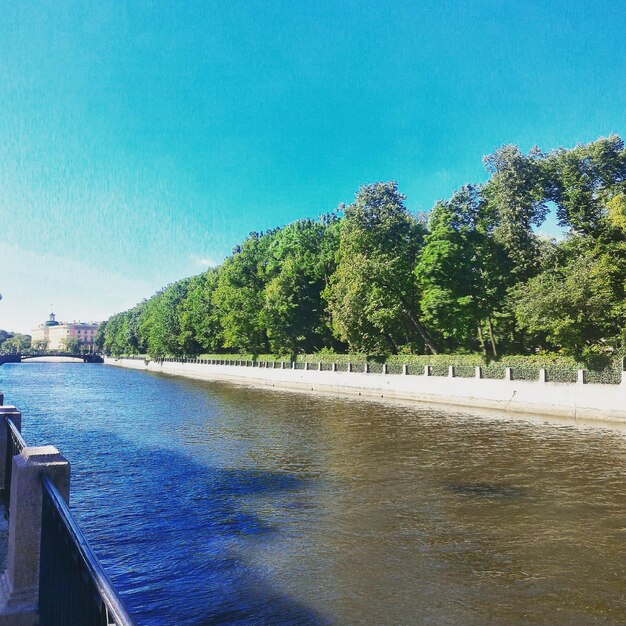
(0, 363), (625, 625)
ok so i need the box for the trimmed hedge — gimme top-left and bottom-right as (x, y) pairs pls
(124, 351), (624, 384)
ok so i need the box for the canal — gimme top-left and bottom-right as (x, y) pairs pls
(1, 363), (624, 625)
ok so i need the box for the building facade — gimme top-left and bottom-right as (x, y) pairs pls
(31, 313), (99, 351)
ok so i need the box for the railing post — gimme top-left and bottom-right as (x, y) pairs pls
(0, 446), (70, 622)
(475, 366), (482, 379)
(383, 364), (388, 375)
(364, 363), (369, 374)
(348, 362), (352, 373)
(505, 367), (512, 381)
(448, 366), (455, 378)
(332, 363), (337, 372)
(539, 368), (547, 383)
(318, 362), (322, 371)
(577, 369), (586, 384)
(402, 364), (408, 375)
(0, 407), (21, 491)
(424, 365), (431, 377)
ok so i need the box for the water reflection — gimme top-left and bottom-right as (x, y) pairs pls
(0, 364), (624, 625)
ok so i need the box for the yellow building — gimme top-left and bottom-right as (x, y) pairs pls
(31, 313), (99, 351)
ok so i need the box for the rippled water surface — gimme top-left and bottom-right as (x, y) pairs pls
(1, 363), (625, 625)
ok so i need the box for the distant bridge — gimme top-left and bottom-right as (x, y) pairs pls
(0, 353), (104, 365)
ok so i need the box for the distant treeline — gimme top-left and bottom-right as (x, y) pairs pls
(0, 330), (31, 355)
(98, 136), (626, 365)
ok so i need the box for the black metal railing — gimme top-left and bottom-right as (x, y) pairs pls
(4, 417), (26, 510)
(39, 474), (135, 626)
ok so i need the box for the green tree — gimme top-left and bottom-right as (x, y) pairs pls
(513, 240), (626, 357)
(261, 217), (341, 356)
(124, 304), (145, 354)
(326, 182), (438, 354)
(482, 145), (548, 279)
(212, 233), (271, 355)
(416, 186), (508, 355)
(94, 321), (107, 352)
(102, 312), (130, 356)
(543, 135), (626, 237)
(1, 333), (31, 354)
(64, 336), (83, 354)
(178, 271), (220, 355)
(139, 281), (190, 357)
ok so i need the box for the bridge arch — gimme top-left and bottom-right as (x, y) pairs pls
(0, 353), (103, 365)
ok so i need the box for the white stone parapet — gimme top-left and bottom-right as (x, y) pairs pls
(105, 357), (626, 424)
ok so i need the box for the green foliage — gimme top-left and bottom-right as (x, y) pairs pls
(325, 182), (437, 354)
(482, 145), (547, 278)
(63, 336), (83, 354)
(99, 136), (626, 368)
(543, 135), (626, 236)
(513, 241), (626, 357)
(261, 217), (340, 356)
(179, 271), (219, 355)
(416, 185), (509, 354)
(0, 332), (31, 354)
(141, 281), (190, 357)
(607, 193), (626, 232)
(212, 233), (271, 355)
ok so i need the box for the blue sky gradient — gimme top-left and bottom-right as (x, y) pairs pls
(1, 1), (625, 332)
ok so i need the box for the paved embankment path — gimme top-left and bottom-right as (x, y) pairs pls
(105, 357), (626, 425)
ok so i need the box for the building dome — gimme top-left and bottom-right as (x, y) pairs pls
(44, 312), (60, 327)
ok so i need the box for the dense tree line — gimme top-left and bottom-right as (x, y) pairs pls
(0, 330), (31, 354)
(98, 136), (626, 364)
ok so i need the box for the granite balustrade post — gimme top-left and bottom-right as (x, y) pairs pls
(0, 446), (70, 625)
(0, 407), (21, 491)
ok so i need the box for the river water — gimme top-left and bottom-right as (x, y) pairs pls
(0, 363), (624, 625)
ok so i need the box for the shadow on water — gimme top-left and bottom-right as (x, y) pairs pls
(47, 428), (327, 626)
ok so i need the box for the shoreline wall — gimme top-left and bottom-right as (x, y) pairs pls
(105, 357), (626, 424)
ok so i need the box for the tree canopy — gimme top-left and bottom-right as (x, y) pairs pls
(99, 136), (626, 364)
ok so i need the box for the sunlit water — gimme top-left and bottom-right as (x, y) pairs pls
(0, 363), (624, 625)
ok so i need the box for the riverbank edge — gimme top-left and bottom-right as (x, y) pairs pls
(105, 357), (626, 425)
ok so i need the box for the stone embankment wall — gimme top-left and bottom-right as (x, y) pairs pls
(105, 357), (626, 424)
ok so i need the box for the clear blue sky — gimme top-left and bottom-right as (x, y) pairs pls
(1, 0), (624, 333)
